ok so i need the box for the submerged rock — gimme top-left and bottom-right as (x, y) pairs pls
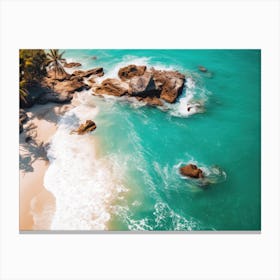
(71, 120), (97, 135)
(179, 164), (204, 179)
(198, 66), (207, 73)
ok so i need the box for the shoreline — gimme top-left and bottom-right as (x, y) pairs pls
(19, 102), (74, 230)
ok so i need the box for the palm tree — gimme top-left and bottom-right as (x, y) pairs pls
(46, 49), (67, 80)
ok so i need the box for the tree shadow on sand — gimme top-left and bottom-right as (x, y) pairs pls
(19, 139), (50, 174)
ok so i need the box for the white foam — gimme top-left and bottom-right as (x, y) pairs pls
(112, 201), (203, 231)
(169, 77), (207, 118)
(44, 91), (127, 230)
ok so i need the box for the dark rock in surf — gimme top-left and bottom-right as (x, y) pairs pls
(71, 120), (97, 135)
(179, 164), (204, 179)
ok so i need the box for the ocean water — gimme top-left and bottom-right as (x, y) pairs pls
(44, 49), (261, 231)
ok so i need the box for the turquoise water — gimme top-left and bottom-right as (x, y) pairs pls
(62, 49), (261, 231)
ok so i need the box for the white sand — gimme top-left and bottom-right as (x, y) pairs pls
(19, 103), (73, 231)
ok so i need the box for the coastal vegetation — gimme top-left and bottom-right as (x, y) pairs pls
(19, 49), (47, 106)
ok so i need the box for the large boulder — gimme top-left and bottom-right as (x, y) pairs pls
(94, 78), (130, 97)
(179, 164), (204, 179)
(71, 120), (97, 135)
(118, 65), (146, 81)
(152, 69), (185, 103)
(72, 67), (104, 78)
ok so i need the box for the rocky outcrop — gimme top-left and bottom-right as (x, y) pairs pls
(118, 65), (146, 81)
(63, 62), (82, 68)
(94, 78), (130, 97)
(42, 73), (89, 95)
(71, 120), (97, 135)
(72, 67), (104, 79)
(93, 64), (185, 106)
(179, 164), (204, 179)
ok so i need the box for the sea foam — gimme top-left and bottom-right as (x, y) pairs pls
(44, 91), (127, 230)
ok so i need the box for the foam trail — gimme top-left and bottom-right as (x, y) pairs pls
(44, 91), (127, 230)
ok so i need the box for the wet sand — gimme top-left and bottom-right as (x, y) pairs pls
(19, 103), (73, 231)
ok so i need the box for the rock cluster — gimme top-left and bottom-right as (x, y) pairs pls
(93, 64), (185, 106)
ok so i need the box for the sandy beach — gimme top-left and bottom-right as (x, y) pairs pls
(19, 103), (73, 230)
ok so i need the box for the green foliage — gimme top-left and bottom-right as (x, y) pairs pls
(19, 49), (47, 85)
(19, 49), (48, 103)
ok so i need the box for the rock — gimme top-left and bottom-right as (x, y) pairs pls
(129, 71), (160, 97)
(72, 67), (104, 78)
(118, 65), (146, 81)
(63, 62), (82, 68)
(92, 56), (97, 60)
(47, 70), (70, 81)
(198, 66), (207, 73)
(43, 78), (87, 94)
(152, 70), (185, 103)
(179, 164), (204, 179)
(71, 120), (97, 135)
(94, 78), (130, 97)
(136, 96), (163, 107)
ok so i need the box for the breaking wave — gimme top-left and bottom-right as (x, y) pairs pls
(44, 91), (127, 230)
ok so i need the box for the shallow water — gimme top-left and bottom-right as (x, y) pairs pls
(45, 49), (261, 231)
